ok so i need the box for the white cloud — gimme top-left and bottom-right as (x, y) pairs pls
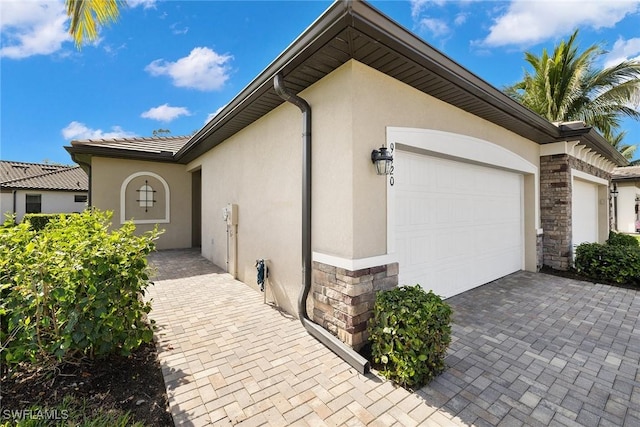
(205, 106), (225, 124)
(419, 18), (450, 37)
(0, 0), (71, 59)
(454, 13), (467, 26)
(481, 0), (640, 48)
(410, 0), (430, 19)
(141, 104), (191, 122)
(62, 121), (136, 140)
(128, 0), (157, 9)
(145, 47), (233, 91)
(410, 0), (447, 18)
(604, 37), (640, 68)
(170, 22), (189, 35)
(104, 43), (127, 56)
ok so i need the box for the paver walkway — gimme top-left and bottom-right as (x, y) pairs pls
(148, 249), (640, 426)
(147, 249), (453, 426)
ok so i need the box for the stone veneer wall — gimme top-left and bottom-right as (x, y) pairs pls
(312, 261), (398, 350)
(540, 154), (611, 270)
(536, 233), (543, 271)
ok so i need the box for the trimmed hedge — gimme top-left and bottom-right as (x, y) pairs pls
(23, 213), (62, 231)
(368, 285), (452, 388)
(574, 242), (640, 286)
(606, 231), (640, 248)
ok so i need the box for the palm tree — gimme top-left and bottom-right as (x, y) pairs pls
(603, 129), (637, 160)
(66, 0), (123, 47)
(505, 29), (640, 151)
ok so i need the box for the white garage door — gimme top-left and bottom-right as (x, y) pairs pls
(394, 151), (523, 298)
(572, 179), (599, 247)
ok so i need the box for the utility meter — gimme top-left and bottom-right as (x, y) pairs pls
(223, 204), (238, 225)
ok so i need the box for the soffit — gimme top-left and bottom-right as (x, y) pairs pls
(177, 2), (565, 165)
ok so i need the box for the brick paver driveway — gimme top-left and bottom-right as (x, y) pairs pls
(148, 250), (640, 426)
(432, 271), (640, 426)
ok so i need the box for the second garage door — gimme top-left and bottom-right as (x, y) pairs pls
(394, 150), (524, 298)
(571, 178), (599, 248)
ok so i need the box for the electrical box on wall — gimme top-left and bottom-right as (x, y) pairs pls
(222, 203), (238, 225)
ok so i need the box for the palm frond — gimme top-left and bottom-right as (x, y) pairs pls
(66, 0), (123, 48)
(504, 29), (640, 159)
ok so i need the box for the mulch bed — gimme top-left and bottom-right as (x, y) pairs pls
(1, 342), (173, 426)
(540, 265), (640, 291)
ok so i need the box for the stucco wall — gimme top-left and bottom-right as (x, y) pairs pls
(188, 104), (304, 315)
(91, 157), (191, 249)
(303, 60), (541, 261)
(617, 182), (640, 233)
(188, 59), (545, 317)
(347, 60), (541, 263)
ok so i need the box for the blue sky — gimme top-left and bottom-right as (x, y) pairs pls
(2, 0), (640, 165)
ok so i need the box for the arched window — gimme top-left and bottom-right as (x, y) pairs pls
(120, 172), (170, 224)
(137, 181), (156, 211)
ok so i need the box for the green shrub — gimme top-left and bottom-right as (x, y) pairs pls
(0, 210), (160, 367)
(22, 213), (62, 231)
(574, 242), (640, 285)
(2, 213), (16, 226)
(606, 231), (640, 248)
(368, 285), (452, 388)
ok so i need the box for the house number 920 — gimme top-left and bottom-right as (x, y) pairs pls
(389, 142), (395, 186)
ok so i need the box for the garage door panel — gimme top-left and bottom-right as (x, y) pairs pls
(395, 151), (523, 298)
(572, 179), (598, 247)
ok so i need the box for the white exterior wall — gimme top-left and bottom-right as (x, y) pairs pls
(1, 192), (13, 222)
(12, 190), (87, 223)
(617, 183), (640, 233)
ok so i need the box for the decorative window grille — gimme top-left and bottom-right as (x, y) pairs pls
(136, 180), (156, 212)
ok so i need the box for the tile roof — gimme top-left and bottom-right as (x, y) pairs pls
(1, 161), (88, 191)
(70, 136), (190, 156)
(612, 166), (640, 180)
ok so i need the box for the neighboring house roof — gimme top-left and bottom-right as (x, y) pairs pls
(68, 136), (190, 163)
(0, 161), (88, 191)
(612, 166), (640, 181)
(65, 0), (628, 167)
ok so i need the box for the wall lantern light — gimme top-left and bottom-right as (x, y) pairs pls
(371, 145), (393, 175)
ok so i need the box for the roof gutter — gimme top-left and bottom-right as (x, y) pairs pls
(274, 73), (369, 375)
(65, 145), (176, 163)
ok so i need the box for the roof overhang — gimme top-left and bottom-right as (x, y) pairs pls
(612, 165), (640, 182)
(65, 145), (176, 164)
(175, 0), (628, 167)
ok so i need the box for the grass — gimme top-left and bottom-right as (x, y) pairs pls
(0, 395), (144, 427)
